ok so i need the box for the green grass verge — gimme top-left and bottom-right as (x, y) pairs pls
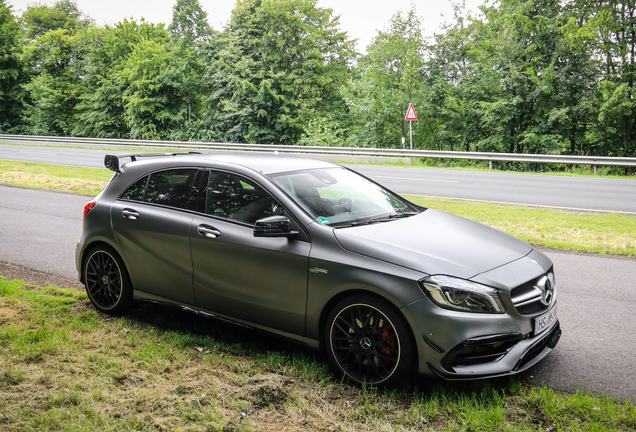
(349, 158), (636, 180)
(0, 159), (112, 196)
(1, 277), (634, 431)
(408, 196), (636, 258)
(2, 158), (635, 258)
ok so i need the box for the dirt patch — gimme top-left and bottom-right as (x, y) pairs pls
(0, 261), (84, 291)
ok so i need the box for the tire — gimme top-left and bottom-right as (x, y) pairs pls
(83, 245), (133, 315)
(325, 294), (416, 387)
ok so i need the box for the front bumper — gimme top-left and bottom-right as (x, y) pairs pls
(403, 296), (561, 379)
(427, 319), (561, 380)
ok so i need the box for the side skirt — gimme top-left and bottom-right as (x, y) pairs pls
(132, 289), (320, 349)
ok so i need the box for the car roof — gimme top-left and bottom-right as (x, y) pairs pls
(120, 152), (340, 175)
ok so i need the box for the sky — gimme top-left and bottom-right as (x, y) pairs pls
(6, 0), (485, 52)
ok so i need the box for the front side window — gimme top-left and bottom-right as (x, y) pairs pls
(120, 169), (197, 210)
(205, 171), (283, 224)
(270, 167), (419, 227)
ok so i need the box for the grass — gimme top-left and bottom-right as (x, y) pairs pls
(2, 158), (635, 258)
(0, 160), (113, 196)
(408, 196), (636, 258)
(1, 276), (635, 431)
(352, 158), (636, 180)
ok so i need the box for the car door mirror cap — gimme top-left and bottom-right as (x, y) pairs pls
(253, 216), (299, 238)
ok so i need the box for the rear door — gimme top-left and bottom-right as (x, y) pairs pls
(111, 168), (199, 304)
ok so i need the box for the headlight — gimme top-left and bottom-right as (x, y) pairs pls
(420, 275), (505, 314)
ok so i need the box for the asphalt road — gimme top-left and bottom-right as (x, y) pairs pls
(1, 184), (635, 403)
(352, 165), (636, 214)
(2, 143), (636, 214)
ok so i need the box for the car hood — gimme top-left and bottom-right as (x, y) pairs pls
(333, 209), (532, 279)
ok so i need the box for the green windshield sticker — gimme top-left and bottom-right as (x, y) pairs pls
(317, 217), (330, 225)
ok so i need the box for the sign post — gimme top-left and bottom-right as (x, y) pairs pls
(405, 103), (418, 150)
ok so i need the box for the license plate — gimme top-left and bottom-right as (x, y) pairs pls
(534, 304), (558, 336)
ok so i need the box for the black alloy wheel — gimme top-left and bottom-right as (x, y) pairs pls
(326, 295), (415, 386)
(84, 246), (132, 315)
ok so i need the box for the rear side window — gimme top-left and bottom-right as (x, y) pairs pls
(120, 169), (198, 210)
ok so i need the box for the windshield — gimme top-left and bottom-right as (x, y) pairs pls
(270, 167), (421, 227)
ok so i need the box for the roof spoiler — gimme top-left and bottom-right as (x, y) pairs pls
(104, 152), (201, 173)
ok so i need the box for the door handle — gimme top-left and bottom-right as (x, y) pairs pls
(122, 209), (139, 219)
(198, 225), (221, 239)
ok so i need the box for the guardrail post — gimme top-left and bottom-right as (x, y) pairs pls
(489, 161), (492, 170)
(593, 165), (597, 175)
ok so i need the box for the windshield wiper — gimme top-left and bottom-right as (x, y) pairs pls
(388, 211), (419, 218)
(332, 212), (419, 228)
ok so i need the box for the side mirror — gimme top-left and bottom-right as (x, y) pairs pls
(253, 216), (298, 238)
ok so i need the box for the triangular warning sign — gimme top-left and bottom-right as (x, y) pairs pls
(405, 103), (418, 121)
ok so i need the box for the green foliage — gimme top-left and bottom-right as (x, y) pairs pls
(168, 0), (212, 47)
(72, 20), (171, 138)
(569, 0), (636, 159)
(0, 0), (26, 132)
(426, 0), (598, 158)
(346, 7), (427, 149)
(1, 0), (636, 164)
(202, 0), (356, 144)
(118, 38), (182, 140)
(22, 0), (92, 40)
(21, 28), (82, 135)
(297, 115), (349, 147)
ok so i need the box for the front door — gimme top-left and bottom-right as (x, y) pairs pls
(190, 170), (310, 335)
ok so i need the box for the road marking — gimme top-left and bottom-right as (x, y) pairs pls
(19, 151), (58, 155)
(402, 193), (636, 216)
(369, 175), (459, 183)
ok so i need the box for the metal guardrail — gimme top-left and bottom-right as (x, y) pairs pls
(2, 134), (636, 170)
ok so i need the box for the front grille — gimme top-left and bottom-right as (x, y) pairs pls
(510, 269), (556, 316)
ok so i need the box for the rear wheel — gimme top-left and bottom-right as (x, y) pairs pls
(325, 294), (416, 386)
(84, 245), (132, 315)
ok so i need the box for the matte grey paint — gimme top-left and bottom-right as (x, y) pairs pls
(333, 209), (532, 280)
(76, 153), (559, 381)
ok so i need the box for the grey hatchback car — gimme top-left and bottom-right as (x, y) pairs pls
(76, 152), (561, 386)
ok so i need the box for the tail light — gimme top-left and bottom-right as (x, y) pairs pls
(83, 200), (96, 218)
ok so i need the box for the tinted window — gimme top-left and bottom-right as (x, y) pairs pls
(205, 171), (283, 224)
(120, 169), (197, 210)
(120, 175), (148, 202)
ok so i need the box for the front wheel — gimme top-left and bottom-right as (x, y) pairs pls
(325, 294), (416, 386)
(83, 245), (132, 315)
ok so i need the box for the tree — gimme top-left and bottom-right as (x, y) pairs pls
(0, 0), (26, 132)
(346, 8), (427, 148)
(166, 0), (212, 138)
(566, 0), (636, 159)
(118, 38), (190, 140)
(72, 20), (172, 138)
(21, 28), (82, 135)
(168, 0), (212, 47)
(22, 0), (91, 40)
(202, 0), (355, 144)
(426, 0), (596, 160)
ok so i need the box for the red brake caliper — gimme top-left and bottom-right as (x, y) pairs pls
(379, 326), (395, 365)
